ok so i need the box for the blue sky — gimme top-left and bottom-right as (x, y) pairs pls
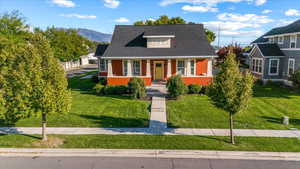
(1, 0), (300, 46)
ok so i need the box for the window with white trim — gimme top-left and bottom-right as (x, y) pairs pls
(278, 36), (283, 44)
(290, 35), (297, 48)
(190, 60), (195, 76)
(269, 59), (279, 75)
(177, 60), (185, 75)
(269, 38), (274, 43)
(132, 60), (141, 76)
(99, 59), (108, 72)
(123, 60), (128, 76)
(252, 58), (263, 73)
(288, 58), (295, 75)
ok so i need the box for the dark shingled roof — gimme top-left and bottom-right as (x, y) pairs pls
(252, 19), (300, 43)
(256, 43), (285, 56)
(99, 24), (215, 57)
(95, 44), (109, 56)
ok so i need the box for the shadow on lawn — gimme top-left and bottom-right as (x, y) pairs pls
(78, 115), (149, 128)
(261, 116), (300, 126)
(253, 84), (300, 98)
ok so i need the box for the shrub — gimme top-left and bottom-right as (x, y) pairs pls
(104, 85), (128, 95)
(93, 83), (104, 95)
(99, 77), (107, 85)
(128, 77), (146, 99)
(91, 74), (99, 83)
(291, 69), (300, 89)
(166, 75), (186, 98)
(188, 84), (202, 94)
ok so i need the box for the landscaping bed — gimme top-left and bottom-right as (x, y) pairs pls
(167, 83), (300, 130)
(0, 72), (150, 128)
(1, 134), (300, 152)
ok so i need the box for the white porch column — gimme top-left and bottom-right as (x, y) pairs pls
(186, 59), (191, 76)
(207, 58), (213, 77)
(146, 60), (151, 77)
(167, 59), (172, 77)
(107, 60), (113, 77)
(127, 60), (132, 77)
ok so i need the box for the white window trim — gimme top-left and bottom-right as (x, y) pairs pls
(288, 58), (295, 76)
(122, 60), (128, 76)
(176, 60), (186, 76)
(278, 36), (284, 44)
(290, 35), (297, 48)
(190, 59), (196, 76)
(99, 59), (108, 72)
(132, 60), (142, 76)
(268, 58), (280, 76)
(252, 58), (263, 74)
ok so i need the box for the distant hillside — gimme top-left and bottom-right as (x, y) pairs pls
(78, 28), (112, 42)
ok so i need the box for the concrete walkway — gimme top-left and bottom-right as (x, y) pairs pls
(1, 148), (300, 161)
(1, 127), (300, 138)
(147, 83), (168, 129)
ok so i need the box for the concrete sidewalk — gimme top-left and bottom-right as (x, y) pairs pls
(1, 127), (300, 138)
(1, 148), (300, 161)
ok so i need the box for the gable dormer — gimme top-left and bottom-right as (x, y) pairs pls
(143, 34), (175, 48)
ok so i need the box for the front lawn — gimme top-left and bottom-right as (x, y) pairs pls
(167, 83), (300, 129)
(0, 72), (150, 127)
(1, 134), (300, 152)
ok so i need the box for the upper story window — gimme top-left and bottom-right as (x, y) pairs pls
(269, 38), (274, 43)
(143, 35), (174, 48)
(99, 59), (108, 72)
(290, 35), (297, 48)
(278, 36), (283, 44)
(177, 60), (185, 75)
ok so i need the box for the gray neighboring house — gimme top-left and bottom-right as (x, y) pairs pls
(250, 19), (300, 84)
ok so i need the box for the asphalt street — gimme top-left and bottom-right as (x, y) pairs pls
(1, 157), (299, 169)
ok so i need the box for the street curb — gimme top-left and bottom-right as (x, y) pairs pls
(0, 148), (300, 161)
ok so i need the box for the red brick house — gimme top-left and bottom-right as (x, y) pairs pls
(95, 24), (216, 86)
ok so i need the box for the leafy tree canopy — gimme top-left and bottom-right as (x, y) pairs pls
(134, 15), (216, 43)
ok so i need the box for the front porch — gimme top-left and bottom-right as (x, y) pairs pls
(99, 58), (213, 86)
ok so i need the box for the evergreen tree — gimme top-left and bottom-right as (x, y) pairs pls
(209, 50), (254, 144)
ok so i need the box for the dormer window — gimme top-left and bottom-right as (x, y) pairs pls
(278, 36), (283, 44)
(269, 37), (274, 43)
(143, 35), (175, 48)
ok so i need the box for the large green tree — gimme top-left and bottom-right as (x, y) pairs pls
(42, 27), (94, 62)
(134, 15), (216, 43)
(0, 12), (71, 141)
(209, 51), (254, 144)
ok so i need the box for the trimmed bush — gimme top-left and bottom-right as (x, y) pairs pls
(188, 84), (202, 94)
(128, 77), (146, 99)
(99, 77), (107, 85)
(291, 69), (300, 89)
(166, 75), (186, 98)
(91, 74), (99, 83)
(104, 85), (128, 95)
(93, 83), (104, 95)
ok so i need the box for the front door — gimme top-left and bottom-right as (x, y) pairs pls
(155, 62), (164, 80)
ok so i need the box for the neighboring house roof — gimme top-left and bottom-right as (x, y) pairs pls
(256, 43), (285, 56)
(95, 44), (109, 56)
(99, 24), (215, 58)
(252, 19), (300, 43)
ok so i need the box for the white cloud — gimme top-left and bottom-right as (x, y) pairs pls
(203, 21), (260, 31)
(148, 18), (156, 21)
(52, 0), (75, 7)
(217, 13), (273, 23)
(60, 14), (97, 19)
(103, 0), (120, 8)
(159, 0), (267, 7)
(114, 17), (129, 23)
(182, 5), (218, 12)
(220, 30), (263, 37)
(262, 9), (272, 14)
(255, 0), (266, 6)
(276, 19), (296, 26)
(285, 9), (300, 16)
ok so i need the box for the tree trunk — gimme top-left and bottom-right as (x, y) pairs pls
(229, 112), (235, 144)
(42, 113), (47, 141)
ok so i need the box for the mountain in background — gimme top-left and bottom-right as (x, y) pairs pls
(78, 28), (112, 42)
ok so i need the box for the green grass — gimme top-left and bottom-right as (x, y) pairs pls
(167, 83), (300, 129)
(1, 134), (300, 152)
(0, 72), (150, 127)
